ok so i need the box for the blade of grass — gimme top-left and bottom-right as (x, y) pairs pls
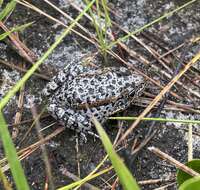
(0, 167), (12, 190)
(84, 0), (111, 61)
(0, 0), (3, 6)
(101, 0), (111, 28)
(57, 166), (112, 190)
(93, 117), (140, 190)
(0, 0), (95, 110)
(74, 155), (109, 189)
(0, 112), (30, 190)
(109, 116), (200, 125)
(0, 22), (33, 40)
(0, 0), (16, 20)
(58, 155), (110, 189)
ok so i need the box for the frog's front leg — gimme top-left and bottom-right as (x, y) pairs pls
(43, 58), (98, 96)
(42, 61), (81, 96)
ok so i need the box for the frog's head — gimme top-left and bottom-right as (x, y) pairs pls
(128, 74), (146, 100)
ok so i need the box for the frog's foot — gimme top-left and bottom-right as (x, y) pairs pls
(79, 132), (87, 144)
(78, 131), (100, 144)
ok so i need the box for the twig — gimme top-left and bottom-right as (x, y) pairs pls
(0, 21), (37, 64)
(61, 168), (100, 190)
(188, 124), (193, 161)
(138, 178), (174, 185)
(12, 63), (26, 139)
(148, 146), (200, 177)
(75, 137), (81, 184)
(30, 102), (55, 190)
(0, 59), (50, 81)
(152, 182), (176, 190)
(8, 114), (50, 127)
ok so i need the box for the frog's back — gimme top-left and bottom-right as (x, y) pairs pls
(65, 67), (145, 106)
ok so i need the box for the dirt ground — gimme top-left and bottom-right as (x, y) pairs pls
(0, 0), (200, 189)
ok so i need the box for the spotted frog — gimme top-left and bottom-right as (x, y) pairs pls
(43, 57), (146, 134)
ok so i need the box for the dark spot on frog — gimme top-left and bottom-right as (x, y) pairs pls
(111, 79), (116, 84)
(78, 88), (84, 93)
(88, 88), (94, 94)
(129, 90), (135, 97)
(107, 85), (115, 91)
(99, 86), (104, 93)
(67, 87), (73, 92)
(118, 81), (123, 86)
(96, 75), (104, 82)
(96, 107), (102, 111)
(58, 96), (63, 102)
(112, 91), (116, 96)
(86, 97), (91, 104)
(94, 95), (100, 101)
(82, 79), (89, 85)
(76, 98), (83, 105)
(103, 110), (108, 115)
(105, 93), (110, 98)
(93, 112), (99, 117)
(90, 80), (95, 85)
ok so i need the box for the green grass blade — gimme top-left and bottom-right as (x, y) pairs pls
(0, 112), (30, 190)
(93, 118), (140, 190)
(0, 0), (3, 6)
(0, 0), (16, 21)
(0, 0), (96, 110)
(101, 0), (111, 27)
(0, 22), (33, 41)
(0, 167), (12, 190)
(57, 166), (112, 190)
(109, 116), (200, 125)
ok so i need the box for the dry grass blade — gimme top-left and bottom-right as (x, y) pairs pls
(30, 103), (55, 190)
(0, 59), (50, 80)
(0, 21), (37, 64)
(0, 167), (12, 190)
(12, 62), (27, 139)
(148, 147), (200, 177)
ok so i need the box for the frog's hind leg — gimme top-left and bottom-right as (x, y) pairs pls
(47, 101), (93, 133)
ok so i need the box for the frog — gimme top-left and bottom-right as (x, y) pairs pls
(42, 56), (146, 135)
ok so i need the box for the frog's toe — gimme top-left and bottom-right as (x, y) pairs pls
(47, 103), (57, 115)
(43, 81), (59, 96)
(79, 132), (87, 143)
